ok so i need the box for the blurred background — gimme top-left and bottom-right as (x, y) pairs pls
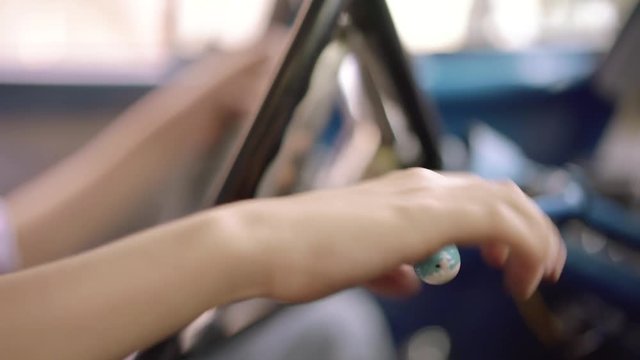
(1, 1), (640, 359)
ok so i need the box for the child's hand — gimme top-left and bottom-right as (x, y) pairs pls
(224, 168), (566, 302)
(0, 168), (564, 360)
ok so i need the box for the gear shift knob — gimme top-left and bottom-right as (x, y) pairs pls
(414, 245), (461, 285)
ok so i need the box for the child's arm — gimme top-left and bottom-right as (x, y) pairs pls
(0, 169), (564, 360)
(5, 31), (284, 268)
(0, 209), (259, 360)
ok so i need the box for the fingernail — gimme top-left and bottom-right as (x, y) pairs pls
(545, 258), (555, 279)
(552, 243), (567, 282)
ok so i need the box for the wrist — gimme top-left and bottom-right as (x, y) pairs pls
(199, 206), (269, 303)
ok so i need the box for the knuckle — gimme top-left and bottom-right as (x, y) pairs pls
(464, 173), (485, 183)
(488, 204), (529, 248)
(488, 202), (513, 230)
(391, 197), (421, 220)
(465, 203), (491, 230)
(403, 167), (437, 181)
(390, 198), (437, 238)
(499, 180), (523, 195)
(484, 190), (550, 267)
(497, 180), (531, 205)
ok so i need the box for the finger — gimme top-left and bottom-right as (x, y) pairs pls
(542, 224), (564, 281)
(365, 265), (422, 299)
(445, 177), (554, 293)
(551, 239), (567, 282)
(481, 242), (509, 268)
(549, 221), (565, 276)
(383, 172), (551, 299)
(493, 181), (559, 278)
(491, 206), (547, 299)
(504, 251), (546, 300)
(446, 194), (546, 299)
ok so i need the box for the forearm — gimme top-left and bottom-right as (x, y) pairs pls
(4, 34), (278, 268)
(5, 61), (234, 267)
(0, 168), (566, 359)
(0, 209), (261, 360)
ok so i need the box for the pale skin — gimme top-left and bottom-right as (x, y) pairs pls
(0, 31), (566, 360)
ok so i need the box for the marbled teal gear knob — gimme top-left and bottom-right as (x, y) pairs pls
(414, 245), (461, 285)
